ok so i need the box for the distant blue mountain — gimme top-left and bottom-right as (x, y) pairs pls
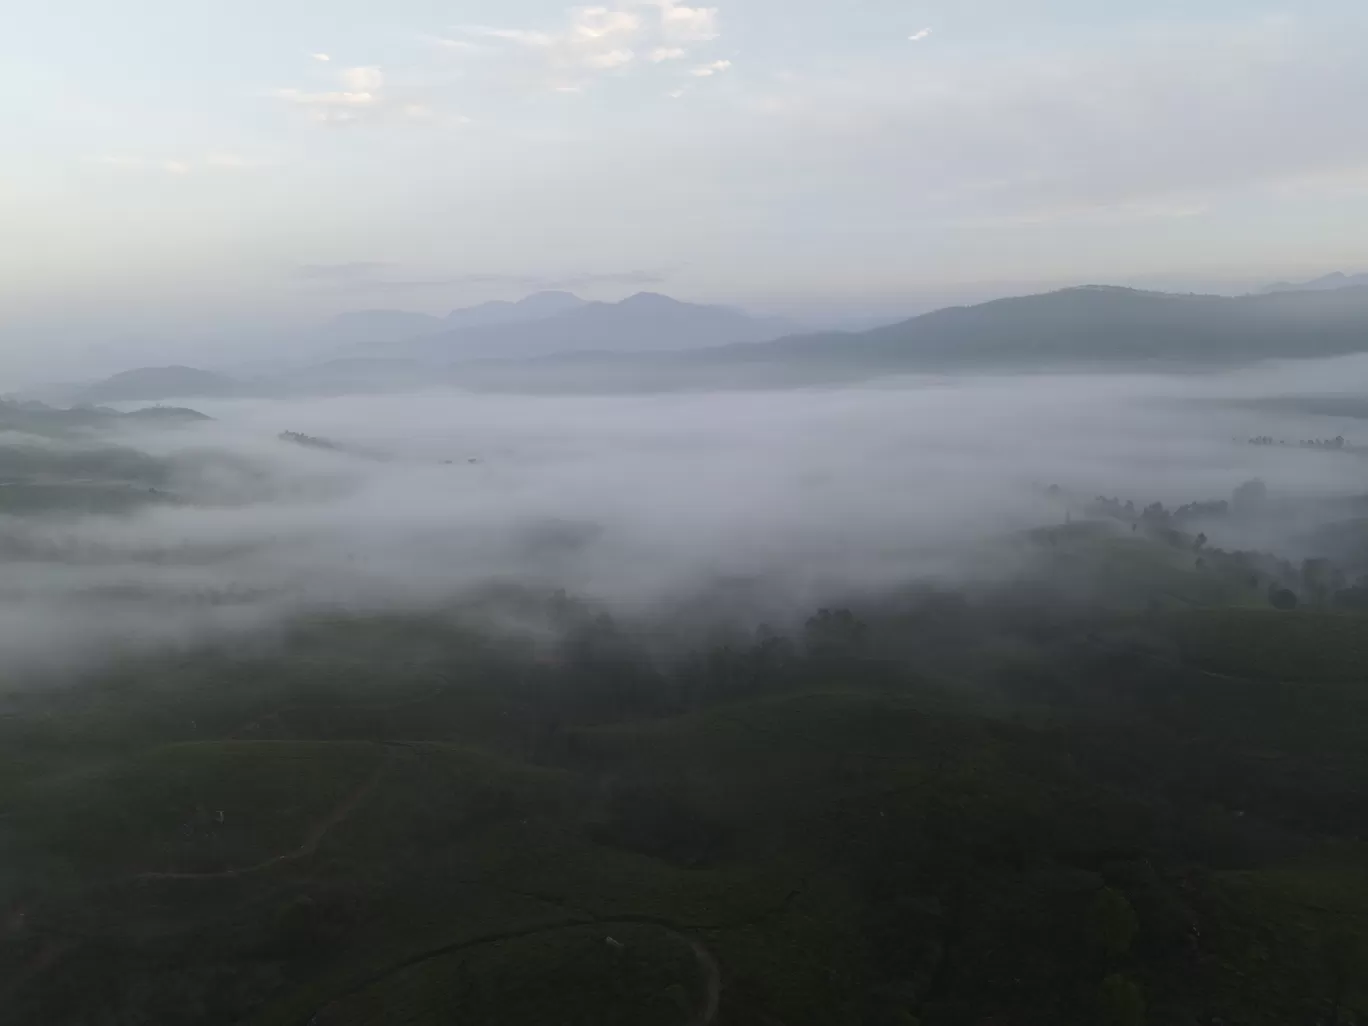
(1261, 271), (1368, 294)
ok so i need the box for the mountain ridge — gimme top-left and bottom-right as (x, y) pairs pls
(73, 284), (1368, 400)
(378, 291), (795, 362)
(1261, 271), (1368, 294)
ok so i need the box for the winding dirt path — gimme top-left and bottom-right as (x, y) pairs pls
(304, 917), (723, 1026)
(685, 935), (722, 1026)
(133, 743), (397, 883)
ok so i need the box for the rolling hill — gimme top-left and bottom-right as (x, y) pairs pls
(697, 284), (1368, 371)
(436, 284), (1368, 392)
(77, 365), (240, 404)
(71, 283), (1368, 401)
(443, 290), (587, 329)
(1262, 271), (1368, 294)
(392, 292), (795, 362)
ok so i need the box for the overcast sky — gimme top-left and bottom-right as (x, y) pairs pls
(2, 0), (1366, 363)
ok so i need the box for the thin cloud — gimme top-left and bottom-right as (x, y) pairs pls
(909, 28), (932, 42)
(311, 52), (331, 62)
(427, 35), (479, 51)
(293, 263), (677, 293)
(91, 153), (261, 174)
(584, 49), (636, 70)
(274, 65), (439, 126)
(453, 1), (722, 91)
(92, 155), (152, 169)
(572, 8), (641, 41)
(205, 152), (256, 168)
(296, 262), (395, 284)
(275, 86), (380, 123)
(341, 65), (384, 91)
(736, 16), (1368, 225)
(653, 0), (720, 43)
(462, 26), (556, 47)
(690, 59), (732, 77)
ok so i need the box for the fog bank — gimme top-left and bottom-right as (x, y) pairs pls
(3, 363), (1366, 671)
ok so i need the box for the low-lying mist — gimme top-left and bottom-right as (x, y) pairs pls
(4, 359), (1368, 672)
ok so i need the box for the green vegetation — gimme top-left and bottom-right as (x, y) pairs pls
(1167, 608), (1368, 681)
(4, 484), (1368, 1025)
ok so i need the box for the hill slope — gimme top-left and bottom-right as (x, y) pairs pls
(1262, 271), (1368, 294)
(399, 292), (794, 362)
(444, 290), (587, 329)
(437, 285), (1368, 393)
(694, 284), (1368, 371)
(77, 365), (240, 403)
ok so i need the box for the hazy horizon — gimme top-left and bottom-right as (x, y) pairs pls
(4, 1), (1368, 379)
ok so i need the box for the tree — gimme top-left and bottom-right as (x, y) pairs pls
(1098, 974), (1146, 1026)
(1233, 478), (1267, 516)
(1088, 887), (1139, 962)
(1322, 927), (1363, 1026)
(1269, 586), (1299, 611)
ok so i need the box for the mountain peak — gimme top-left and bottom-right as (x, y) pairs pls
(78, 365), (239, 403)
(1262, 271), (1368, 294)
(445, 291), (586, 327)
(618, 291), (684, 308)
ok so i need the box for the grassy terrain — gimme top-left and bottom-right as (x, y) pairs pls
(3, 535), (1368, 1025)
(1165, 608), (1368, 681)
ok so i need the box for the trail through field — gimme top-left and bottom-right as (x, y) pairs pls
(132, 743), (399, 883)
(305, 918), (723, 1026)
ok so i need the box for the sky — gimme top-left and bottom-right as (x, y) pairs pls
(2, 0), (1367, 370)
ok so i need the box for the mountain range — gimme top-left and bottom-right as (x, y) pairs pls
(440, 284), (1368, 391)
(78, 365), (240, 404)
(325, 291), (794, 362)
(1261, 271), (1368, 294)
(70, 283), (1368, 401)
(321, 291), (591, 347)
(707, 284), (1368, 370)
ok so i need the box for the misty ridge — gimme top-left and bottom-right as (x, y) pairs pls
(49, 277), (1368, 408)
(6, 276), (1368, 674)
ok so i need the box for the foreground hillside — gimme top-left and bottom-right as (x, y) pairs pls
(3, 523), (1368, 1026)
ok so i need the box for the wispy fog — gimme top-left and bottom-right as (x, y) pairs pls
(4, 361), (1368, 670)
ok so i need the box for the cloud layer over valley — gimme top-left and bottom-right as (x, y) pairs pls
(4, 361), (1367, 671)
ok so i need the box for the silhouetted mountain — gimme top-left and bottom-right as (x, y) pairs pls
(122, 405), (214, 423)
(438, 285), (1368, 392)
(77, 366), (240, 404)
(694, 285), (1368, 370)
(400, 292), (795, 362)
(1262, 271), (1368, 294)
(444, 291), (587, 329)
(323, 309), (445, 345)
(0, 398), (211, 435)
